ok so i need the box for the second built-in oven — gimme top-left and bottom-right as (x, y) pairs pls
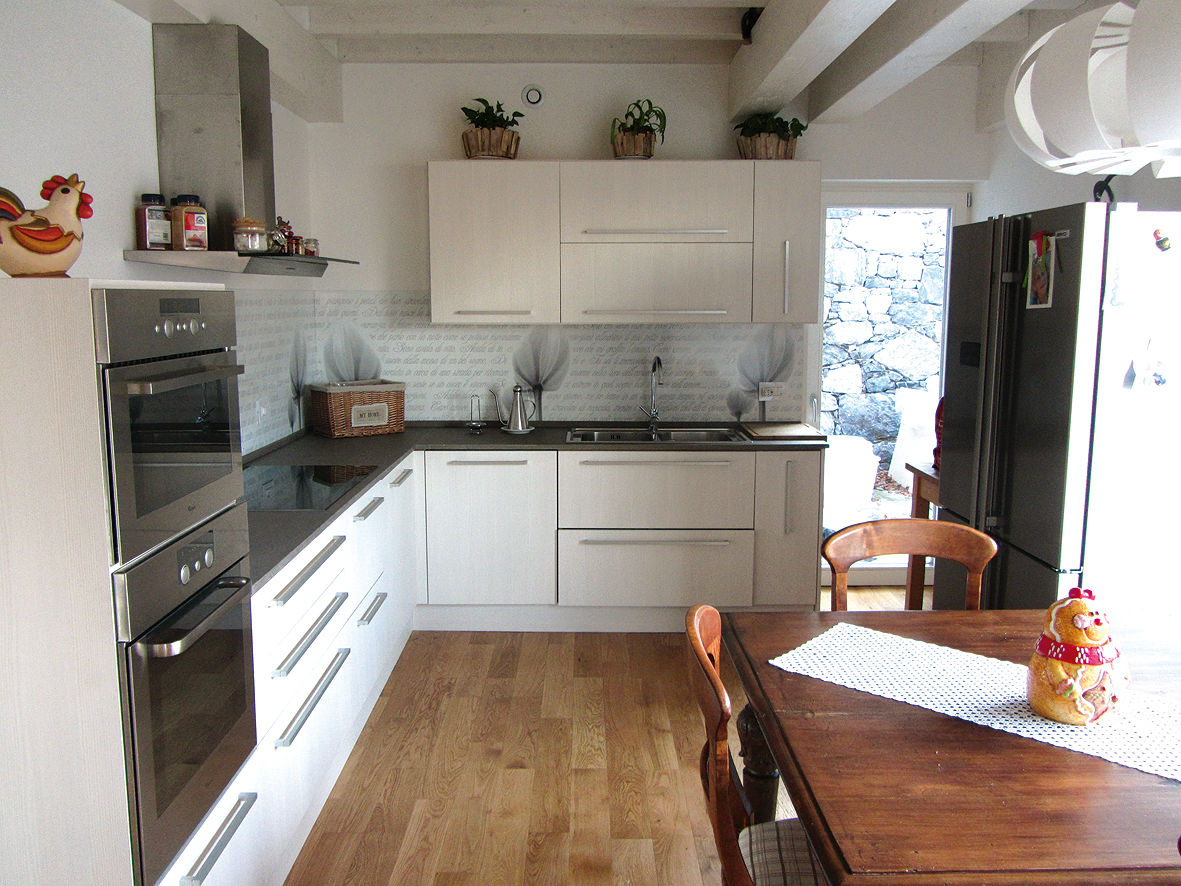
(94, 287), (245, 566)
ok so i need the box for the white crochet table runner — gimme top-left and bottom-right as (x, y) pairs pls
(769, 622), (1181, 782)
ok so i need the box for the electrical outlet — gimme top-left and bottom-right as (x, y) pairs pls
(758, 382), (786, 401)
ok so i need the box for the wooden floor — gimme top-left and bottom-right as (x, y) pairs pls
(285, 588), (908, 886)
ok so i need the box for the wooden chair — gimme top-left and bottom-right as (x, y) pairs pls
(823, 517), (998, 612)
(685, 604), (824, 886)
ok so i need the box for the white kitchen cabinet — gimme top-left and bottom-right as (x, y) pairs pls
(557, 451), (755, 528)
(427, 160), (560, 323)
(560, 243), (753, 323)
(753, 449), (824, 607)
(425, 450), (557, 605)
(558, 529), (754, 607)
(559, 161), (753, 242)
(386, 450), (428, 608)
(752, 160), (822, 324)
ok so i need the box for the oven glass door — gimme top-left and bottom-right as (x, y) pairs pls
(126, 562), (256, 885)
(104, 351), (244, 564)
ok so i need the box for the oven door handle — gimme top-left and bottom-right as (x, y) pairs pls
(120, 363), (246, 396)
(134, 577), (252, 659)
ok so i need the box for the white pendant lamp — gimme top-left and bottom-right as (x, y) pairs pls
(1006, 0), (1181, 178)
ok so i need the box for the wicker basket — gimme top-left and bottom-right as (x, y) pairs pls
(612, 131), (656, 159)
(736, 133), (797, 160)
(462, 127), (520, 159)
(308, 380), (405, 438)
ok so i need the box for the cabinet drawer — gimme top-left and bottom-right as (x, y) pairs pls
(558, 451), (755, 528)
(558, 529), (753, 607)
(347, 485), (389, 603)
(560, 243), (753, 323)
(560, 162), (753, 242)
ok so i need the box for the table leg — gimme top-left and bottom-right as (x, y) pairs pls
(736, 703), (779, 823)
(905, 488), (933, 610)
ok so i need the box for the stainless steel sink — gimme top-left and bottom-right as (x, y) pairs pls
(566, 427), (747, 443)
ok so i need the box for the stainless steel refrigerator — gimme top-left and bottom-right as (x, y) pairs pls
(934, 202), (1180, 620)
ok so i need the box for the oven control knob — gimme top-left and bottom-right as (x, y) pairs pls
(161, 319), (175, 338)
(187, 319), (200, 335)
(179, 564), (192, 585)
(192, 559), (203, 573)
(203, 548), (215, 568)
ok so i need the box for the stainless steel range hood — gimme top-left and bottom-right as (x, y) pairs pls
(125, 23), (355, 278)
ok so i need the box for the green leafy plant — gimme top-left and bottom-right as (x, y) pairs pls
(733, 111), (807, 140)
(611, 99), (667, 143)
(461, 97), (524, 130)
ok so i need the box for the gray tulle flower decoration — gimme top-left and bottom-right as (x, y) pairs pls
(735, 326), (794, 421)
(726, 388), (757, 422)
(289, 328), (308, 429)
(324, 321), (381, 383)
(512, 328), (571, 420)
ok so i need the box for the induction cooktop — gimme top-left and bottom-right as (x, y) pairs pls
(243, 464), (376, 511)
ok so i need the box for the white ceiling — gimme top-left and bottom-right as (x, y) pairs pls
(116, 0), (1097, 123)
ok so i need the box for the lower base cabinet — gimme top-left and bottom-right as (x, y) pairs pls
(558, 529), (754, 606)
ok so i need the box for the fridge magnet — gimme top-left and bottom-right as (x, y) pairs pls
(0, 173), (93, 277)
(1026, 231), (1055, 309)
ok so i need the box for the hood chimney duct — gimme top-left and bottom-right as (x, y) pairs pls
(152, 24), (276, 251)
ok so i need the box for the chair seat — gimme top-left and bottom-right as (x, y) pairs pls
(739, 817), (825, 885)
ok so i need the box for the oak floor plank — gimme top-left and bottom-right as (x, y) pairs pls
(285, 599), (905, 886)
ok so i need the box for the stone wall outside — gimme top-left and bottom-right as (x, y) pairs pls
(822, 208), (948, 467)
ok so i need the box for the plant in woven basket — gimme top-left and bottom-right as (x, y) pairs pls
(461, 97), (524, 159)
(610, 98), (667, 158)
(733, 111), (807, 159)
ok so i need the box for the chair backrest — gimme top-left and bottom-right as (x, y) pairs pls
(685, 604), (756, 886)
(822, 518), (997, 612)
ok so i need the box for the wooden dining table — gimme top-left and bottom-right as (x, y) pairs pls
(722, 609), (1181, 885)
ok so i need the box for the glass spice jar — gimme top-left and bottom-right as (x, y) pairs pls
(232, 217), (268, 253)
(135, 193), (170, 250)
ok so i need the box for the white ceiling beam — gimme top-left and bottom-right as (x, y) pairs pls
(727, 0), (898, 122)
(335, 34), (739, 64)
(112, 0), (343, 123)
(806, 0), (1031, 124)
(310, 6), (741, 39)
(282, 0), (755, 6)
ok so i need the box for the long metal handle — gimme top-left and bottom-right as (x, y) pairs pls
(783, 239), (791, 314)
(275, 648), (351, 748)
(272, 592), (349, 678)
(581, 228), (729, 235)
(578, 459), (732, 466)
(134, 578), (251, 659)
(453, 310), (533, 316)
(389, 468), (413, 487)
(271, 536), (346, 606)
(783, 460), (794, 536)
(581, 309), (728, 316)
(180, 792), (258, 886)
(357, 592), (388, 626)
(579, 538), (732, 546)
(446, 459), (530, 466)
(354, 496), (385, 522)
(122, 363), (245, 396)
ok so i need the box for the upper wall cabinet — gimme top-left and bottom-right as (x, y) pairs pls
(427, 161), (561, 324)
(427, 160), (819, 325)
(752, 161), (822, 324)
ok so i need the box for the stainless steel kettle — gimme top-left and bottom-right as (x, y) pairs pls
(491, 385), (536, 433)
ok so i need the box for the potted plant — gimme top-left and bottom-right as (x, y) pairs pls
(610, 99), (667, 159)
(461, 97), (524, 159)
(733, 112), (807, 159)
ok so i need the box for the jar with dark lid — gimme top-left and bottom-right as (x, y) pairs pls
(135, 193), (170, 250)
(170, 194), (208, 251)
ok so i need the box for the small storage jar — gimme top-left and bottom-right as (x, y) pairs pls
(170, 194), (208, 251)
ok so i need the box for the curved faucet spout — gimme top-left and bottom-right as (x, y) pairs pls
(639, 355), (663, 435)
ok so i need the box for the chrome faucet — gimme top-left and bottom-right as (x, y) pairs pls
(639, 355), (663, 437)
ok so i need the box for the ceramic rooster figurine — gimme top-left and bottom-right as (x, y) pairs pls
(0, 174), (94, 277)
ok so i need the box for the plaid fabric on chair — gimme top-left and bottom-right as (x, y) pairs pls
(739, 818), (826, 885)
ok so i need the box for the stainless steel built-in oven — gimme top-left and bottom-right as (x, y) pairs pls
(93, 288), (245, 565)
(115, 503), (255, 886)
(95, 288), (254, 885)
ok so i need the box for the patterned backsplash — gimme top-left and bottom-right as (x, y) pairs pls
(236, 287), (806, 455)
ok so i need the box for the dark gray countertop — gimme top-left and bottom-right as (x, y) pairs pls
(245, 421), (827, 587)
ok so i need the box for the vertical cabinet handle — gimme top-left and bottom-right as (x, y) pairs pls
(275, 648), (351, 748)
(272, 536), (346, 606)
(783, 239), (791, 315)
(357, 592), (388, 626)
(783, 459), (794, 536)
(354, 496), (385, 521)
(180, 792), (258, 885)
